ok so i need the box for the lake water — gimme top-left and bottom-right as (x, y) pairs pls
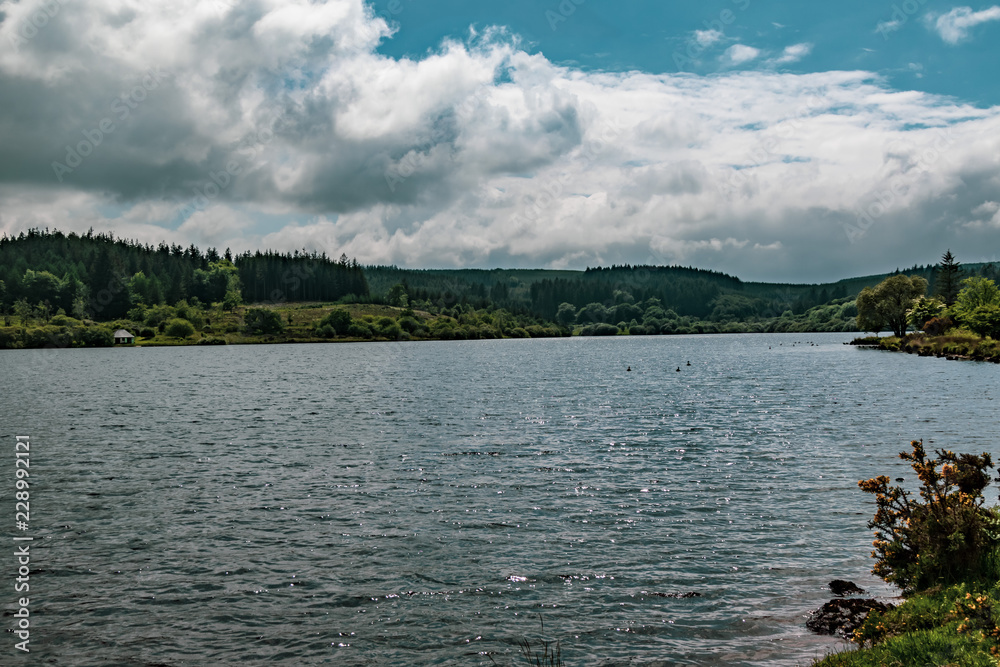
(3, 333), (999, 665)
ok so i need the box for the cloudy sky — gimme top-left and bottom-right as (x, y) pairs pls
(1, 0), (999, 282)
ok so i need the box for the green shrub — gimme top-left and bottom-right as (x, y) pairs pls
(319, 308), (352, 335)
(25, 325), (74, 348)
(243, 308), (284, 335)
(165, 318), (196, 339)
(580, 323), (618, 336)
(49, 314), (78, 327)
(953, 277), (1000, 337)
(859, 440), (1000, 593)
(398, 316), (420, 333)
(144, 304), (176, 327)
(346, 322), (372, 339)
(923, 316), (954, 336)
(78, 326), (114, 347)
(377, 321), (403, 340)
(196, 337), (227, 345)
(908, 296), (946, 330)
(0, 326), (23, 349)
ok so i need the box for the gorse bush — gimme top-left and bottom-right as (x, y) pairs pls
(859, 440), (1000, 593)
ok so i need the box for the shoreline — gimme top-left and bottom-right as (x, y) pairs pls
(0, 327), (862, 350)
(851, 333), (1000, 364)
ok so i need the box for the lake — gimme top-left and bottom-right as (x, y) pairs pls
(3, 333), (999, 665)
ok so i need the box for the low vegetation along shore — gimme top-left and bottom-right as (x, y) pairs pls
(0, 301), (567, 349)
(852, 332), (1000, 364)
(814, 441), (1000, 666)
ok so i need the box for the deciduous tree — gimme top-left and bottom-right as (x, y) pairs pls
(952, 276), (1000, 337)
(856, 274), (928, 337)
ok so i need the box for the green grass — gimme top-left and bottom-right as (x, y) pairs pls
(819, 628), (996, 667)
(814, 582), (1000, 666)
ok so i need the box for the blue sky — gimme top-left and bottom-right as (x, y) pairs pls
(377, 0), (999, 106)
(1, 0), (999, 282)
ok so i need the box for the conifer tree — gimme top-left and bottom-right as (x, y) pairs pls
(935, 249), (963, 306)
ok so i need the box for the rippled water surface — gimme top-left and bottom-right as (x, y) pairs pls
(3, 333), (1000, 665)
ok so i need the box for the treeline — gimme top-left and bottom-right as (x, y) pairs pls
(369, 264), (858, 328)
(531, 266), (739, 319)
(237, 251), (368, 304)
(368, 262), (1000, 333)
(6, 228), (1000, 337)
(0, 229), (368, 321)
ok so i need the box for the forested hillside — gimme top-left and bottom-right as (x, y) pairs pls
(366, 262), (1000, 333)
(0, 228), (368, 320)
(3, 228), (998, 337)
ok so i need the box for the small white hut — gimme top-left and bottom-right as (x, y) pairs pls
(113, 329), (135, 345)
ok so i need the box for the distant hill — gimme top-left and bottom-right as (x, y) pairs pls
(365, 262), (979, 321)
(2, 229), (997, 333)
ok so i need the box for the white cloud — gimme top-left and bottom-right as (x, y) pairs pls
(724, 44), (761, 65)
(694, 29), (724, 47)
(927, 6), (1000, 44)
(178, 205), (255, 249)
(973, 201), (1000, 216)
(876, 19), (903, 36)
(967, 200), (1000, 228)
(772, 43), (813, 64)
(0, 1), (999, 281)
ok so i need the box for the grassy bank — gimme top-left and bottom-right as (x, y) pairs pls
(816, 581), (1000, 666)
(852, 331), (1000, 363)
(0, 301), (569, 349)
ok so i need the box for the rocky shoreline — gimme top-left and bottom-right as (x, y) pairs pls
(805, 580), (896, 640)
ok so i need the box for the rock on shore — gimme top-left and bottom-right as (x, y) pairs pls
(806, 598), (893, 638)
